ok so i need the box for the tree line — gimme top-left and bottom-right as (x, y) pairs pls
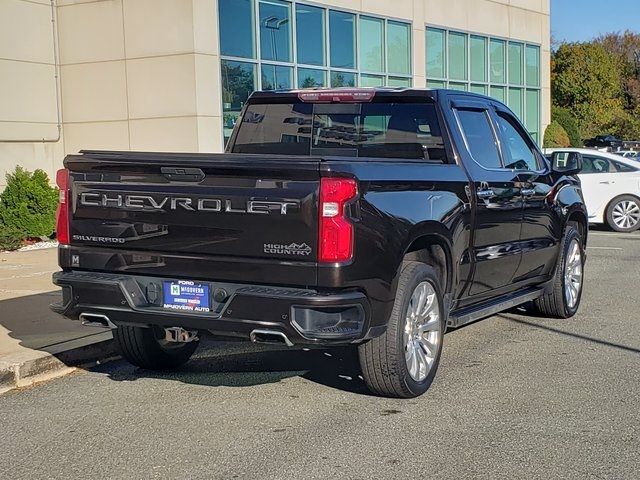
(545, 30), (640, 147)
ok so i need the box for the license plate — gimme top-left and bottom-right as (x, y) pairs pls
(162, 280), (211, 312)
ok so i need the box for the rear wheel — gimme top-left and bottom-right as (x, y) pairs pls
(113, 325), (199, 370)
(533, 225), (584, 318)
(358, 262), (445, 398)
(606, 195), (640, 232)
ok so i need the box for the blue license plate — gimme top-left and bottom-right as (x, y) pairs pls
(162, 280), (210, 312)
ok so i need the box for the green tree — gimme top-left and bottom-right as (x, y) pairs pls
(595, 31), (640, 111)
(301, 76), (319, 88)
(543, 121), (571, 148)
(603, 109), (640, 140)
(551, 106), (582, 147)
(221, 63), (255, 108)
(552, 42), (624, 137)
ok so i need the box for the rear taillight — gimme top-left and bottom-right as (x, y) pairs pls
(319, 177), (357, 263)
(55, 168), (70, 245)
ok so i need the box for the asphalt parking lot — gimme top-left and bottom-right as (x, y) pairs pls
(0, 230), (638, 480)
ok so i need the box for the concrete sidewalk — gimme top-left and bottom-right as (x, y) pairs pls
(0, 248), (116, 393)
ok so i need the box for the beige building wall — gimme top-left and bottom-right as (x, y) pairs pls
(0, 0), (550, 190)
(0, 0), (64, 189)
(56, 0), (222, 155)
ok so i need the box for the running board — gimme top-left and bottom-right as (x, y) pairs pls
(448, 287), (544, 328)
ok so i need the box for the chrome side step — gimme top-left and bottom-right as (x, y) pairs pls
(448, 287), (544, 328)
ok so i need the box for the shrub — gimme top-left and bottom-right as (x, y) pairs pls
(552, 106), (582, 147)
(0, 225), (24, 251)
(543, 121), (571, 148)
(0, 167), (58, 238)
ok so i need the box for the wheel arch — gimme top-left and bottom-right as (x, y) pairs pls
(566, 210), (588, 247)
(402, 234), (453, 296)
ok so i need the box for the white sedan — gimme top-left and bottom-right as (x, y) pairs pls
(545, 148), (640, 232)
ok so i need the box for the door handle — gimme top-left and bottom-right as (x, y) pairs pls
(521, 188), (536, 197)
(598, 181), (614, 184)
(477, 189), (496, 199)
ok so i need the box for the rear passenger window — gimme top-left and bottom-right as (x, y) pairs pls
(612, 160), (638, 172)
(456, 109), (502, 169)
(582, 156), (612, 174)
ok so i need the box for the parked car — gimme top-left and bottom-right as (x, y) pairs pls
(617, 150), (639, 160)
(51, 88), (588, 398)
(545, 148), (640, 232)
(584, 135), (624, 151)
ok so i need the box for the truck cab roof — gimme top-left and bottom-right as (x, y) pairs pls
(247, 87), (492, 103)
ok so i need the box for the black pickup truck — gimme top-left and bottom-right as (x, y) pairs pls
(51, 88), (588, 398)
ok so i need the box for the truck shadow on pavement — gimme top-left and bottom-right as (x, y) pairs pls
(498, 312), (640, 355)
(100, 338), (371, 395)
(0, 289), (369, 394)
(1, 290), (112, 355)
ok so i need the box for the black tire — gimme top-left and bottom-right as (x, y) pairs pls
(358, 261), (445, 398)
(533, 224), (584, 318)
(113, 325), (199, 370)
(605, 195), (640, 232)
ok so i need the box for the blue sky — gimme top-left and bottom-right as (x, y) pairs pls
(551, 0), (640, 43)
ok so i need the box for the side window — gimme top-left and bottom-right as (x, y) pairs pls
(612, 160), (638, 173)
(495, 112), (540, 170)
(456, 109), (502, 169)
(582, 155), (612, 174)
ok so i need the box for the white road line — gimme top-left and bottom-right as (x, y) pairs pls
(586, 246), (623, 250)
(589, 232), (639, 238)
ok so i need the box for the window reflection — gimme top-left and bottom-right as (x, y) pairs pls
(298, 68), (326, 88)
(387, 22), (411, 75)
(330, 11), (356, 69)
(261, 65), (292, 90)
(221, 60), (257, 144)
(259, 0), (292, 62)
(360, 16), (384, 72)
(296, 4), (325, 66)
(330, 71), (356, 87)
(219, 0), (254, 59)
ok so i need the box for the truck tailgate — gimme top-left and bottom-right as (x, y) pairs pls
(65, 151), (320, 266)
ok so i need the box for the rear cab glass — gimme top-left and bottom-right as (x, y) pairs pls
(231, 99), (448, 162)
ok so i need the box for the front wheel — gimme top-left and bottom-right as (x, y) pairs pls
(113, 325), (199, 370)
(606, 195), (640, 232)
(358, 262), (445, 398)
(533, 225), (584, 318)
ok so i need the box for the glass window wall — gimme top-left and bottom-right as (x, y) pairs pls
(219, 2), (418, 145)
(426, 27), (541, 143)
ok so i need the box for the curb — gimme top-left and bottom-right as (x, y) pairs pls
(0, 331), (118, 395)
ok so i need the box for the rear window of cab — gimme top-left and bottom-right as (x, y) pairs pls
(231, 102), (447, 162)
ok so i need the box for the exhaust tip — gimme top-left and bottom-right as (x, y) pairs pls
(79, 312), (116, 329)
(250, 329), (294, 347)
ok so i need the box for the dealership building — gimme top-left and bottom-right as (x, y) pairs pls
(1, 0), (550, 188)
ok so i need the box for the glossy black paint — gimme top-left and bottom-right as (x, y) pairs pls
(53, 89), (588, 344)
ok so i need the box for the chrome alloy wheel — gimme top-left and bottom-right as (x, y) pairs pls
(612, 200), (640, 230)
(564, 239), (583, 309)
(403, 281), (442, 382)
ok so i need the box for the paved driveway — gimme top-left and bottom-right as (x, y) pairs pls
(1, 231), (638, 479)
